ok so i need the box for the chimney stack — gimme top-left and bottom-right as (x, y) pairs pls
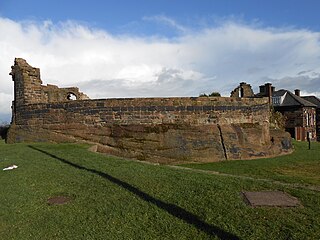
(294, 89), (300, 97)
(265, 83), (273, 104)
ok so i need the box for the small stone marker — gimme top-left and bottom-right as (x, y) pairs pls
(243, 191), (300, 207)
(47, 196), (72, 205)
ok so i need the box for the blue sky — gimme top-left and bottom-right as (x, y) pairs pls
(0, 0), (319, 27)
(2, 0), (320, 34)
(1, 0), (320, 122)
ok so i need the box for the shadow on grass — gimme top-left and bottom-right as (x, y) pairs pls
(28, 145), (240, 240)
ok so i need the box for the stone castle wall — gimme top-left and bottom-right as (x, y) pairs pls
(13, 97), (269, 126)
(7, 59), (292, 163)
(10, 58), (89, 106)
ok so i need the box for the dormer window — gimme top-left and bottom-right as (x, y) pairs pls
(272, 96), (281, 105)
(272, 92), (286, 106)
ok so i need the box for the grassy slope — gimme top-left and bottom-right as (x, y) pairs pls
(0, 141), (319, 239)
(182, 141), (320, 186)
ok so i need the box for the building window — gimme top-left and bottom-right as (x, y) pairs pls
(272, 96), (280, 105)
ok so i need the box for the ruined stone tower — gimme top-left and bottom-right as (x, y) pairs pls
(10, 58), (89, 123)
(10, 58), (43, 106)
(230, 82), (255, 98)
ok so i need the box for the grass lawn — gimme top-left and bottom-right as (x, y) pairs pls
(0, 140), (319, 239)
(181, 141), (320, 186)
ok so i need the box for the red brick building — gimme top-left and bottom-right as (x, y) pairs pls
(272, 89), (317, 141)
(302, 96), (320, 141)
(258, 83), (318, 141)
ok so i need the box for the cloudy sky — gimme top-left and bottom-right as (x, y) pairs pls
(1, 0), (320, 122)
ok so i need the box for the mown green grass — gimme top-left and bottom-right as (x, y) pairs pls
(0, 140), (319, 239)
(182, 141), (320, 186)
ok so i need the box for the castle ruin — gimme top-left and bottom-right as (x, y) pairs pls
(7, 58), (292, 163)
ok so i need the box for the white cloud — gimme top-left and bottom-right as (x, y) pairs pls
(265, 75), (320, 96)
(1, 17), (320, 122)
(142, 15), (189, 33)
(0, 92), (11, 110)
(0, 92), (12, 122)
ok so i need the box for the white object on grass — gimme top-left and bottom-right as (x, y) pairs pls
(3, 165), (18, 171)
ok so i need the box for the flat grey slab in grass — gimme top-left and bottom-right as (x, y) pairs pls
(243, 191), (300, 207)
(47, 196), (72, 205)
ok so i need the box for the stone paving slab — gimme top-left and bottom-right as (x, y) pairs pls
(47, 196), (72, 205)
(242, 191), (300, 207)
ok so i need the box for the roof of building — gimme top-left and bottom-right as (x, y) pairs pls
(255, 92), (265, 98)
(273, 89), (317, 107)
(302, 96), (320, 108)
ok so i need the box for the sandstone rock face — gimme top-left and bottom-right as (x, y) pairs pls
(7, 59), (292, 163)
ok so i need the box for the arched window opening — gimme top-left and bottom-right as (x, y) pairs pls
(67, 92), (77, 101)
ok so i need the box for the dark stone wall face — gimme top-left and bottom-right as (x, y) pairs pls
(8, 97), (292, 163)
(7, 59), (292, 163)
(13, 97), (270, 126)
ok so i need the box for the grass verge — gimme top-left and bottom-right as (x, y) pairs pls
(181, 141), (320, 186)
(0, 140), (319, 239)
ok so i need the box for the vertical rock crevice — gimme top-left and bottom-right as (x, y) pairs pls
(217, 124), (228, 160)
